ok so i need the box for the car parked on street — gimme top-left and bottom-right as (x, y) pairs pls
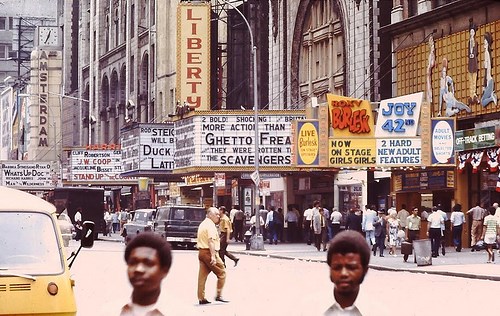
(154, 205), (206, 249)
(123, 208), (156, 243)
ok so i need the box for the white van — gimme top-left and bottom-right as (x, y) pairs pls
(0, 186), (94, 315)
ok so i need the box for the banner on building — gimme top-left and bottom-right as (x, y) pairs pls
(1, 161), (57, 189)
(121, 123), (175, 174)
(174, 112), (306, 170)
(294, 120), (320, 166)
(431, 118), (455, 165)
(375, 92), (423, 138)
(70, 149), (123, 182)
(327, 94), (375, 138)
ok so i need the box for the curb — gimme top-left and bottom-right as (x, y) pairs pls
(99, 237), (500, 281)
(369, 264), (500, 281)
(231, 250), (500, 281)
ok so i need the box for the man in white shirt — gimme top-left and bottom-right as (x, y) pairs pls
(330, 207), (343, 239)
(74, 208), (83, 241)
(427, 206), (444, 258)
(285, 206), (300, 242)
(120, 232), (172, 316)
(436, 205), (448, 256)
(303, 204), (314, 245)
(450, 204), (466, 252)
(250, 213), (265, 235)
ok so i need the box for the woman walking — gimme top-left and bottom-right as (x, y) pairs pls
(482, 207), (499, 263)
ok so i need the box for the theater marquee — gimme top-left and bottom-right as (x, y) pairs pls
(174, 112), (306, 170)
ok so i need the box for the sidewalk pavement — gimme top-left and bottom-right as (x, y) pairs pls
(99, 234), (500, 281)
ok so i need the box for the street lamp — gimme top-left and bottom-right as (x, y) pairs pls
(222, 1), (264, 250)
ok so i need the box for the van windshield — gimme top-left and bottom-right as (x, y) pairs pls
(0, 212), (64, 274)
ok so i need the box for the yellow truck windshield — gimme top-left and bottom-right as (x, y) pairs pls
(0, 212), (64, 275)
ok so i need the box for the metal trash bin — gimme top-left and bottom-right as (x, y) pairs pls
(413, 239), (432, 266)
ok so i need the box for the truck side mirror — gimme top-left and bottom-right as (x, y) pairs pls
(81, 221), (95, 248)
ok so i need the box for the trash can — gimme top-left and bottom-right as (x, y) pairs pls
(244, 230), (252, 250)
(413, 239), (432, 266)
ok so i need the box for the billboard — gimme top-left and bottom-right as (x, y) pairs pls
(174, 112), (306, 169)
(121, 123), (175, 173)
(1, 161), (57, 188)
(70, 149), (123, 182)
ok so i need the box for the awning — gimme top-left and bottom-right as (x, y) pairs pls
(121, 186), (132, 195)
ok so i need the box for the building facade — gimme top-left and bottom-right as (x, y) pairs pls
(382, 0), (500, 245)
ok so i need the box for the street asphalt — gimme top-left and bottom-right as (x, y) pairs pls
(99, 233), (500, 281)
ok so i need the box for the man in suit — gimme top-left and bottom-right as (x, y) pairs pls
(373, 210), (387, 257)
(362, 204), (378, 248)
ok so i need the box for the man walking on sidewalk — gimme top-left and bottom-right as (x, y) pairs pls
(427, 206), (444, 257)
(467, 202), (486, 251)
(405, 207), (421, 262)
(196, 207), (228, 305)
(450, 204), (465, 252)
(362, 205), (377, 248)
(218, 206), (239, 267)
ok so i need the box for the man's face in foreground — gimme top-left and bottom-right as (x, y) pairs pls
(329, 253), (366, 295)
(127, 247), (168, 293)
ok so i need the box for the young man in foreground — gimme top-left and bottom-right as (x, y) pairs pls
(325, 230), (371, 315)
(121, 232), (173, 316)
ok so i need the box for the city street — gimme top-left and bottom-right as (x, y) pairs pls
(69, 239), (498, 315)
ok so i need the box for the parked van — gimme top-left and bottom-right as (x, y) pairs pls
(154, 205), (206, 248)
(0, 186), (94, 315)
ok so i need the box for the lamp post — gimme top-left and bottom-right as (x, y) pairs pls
(223, 1), (263, 250)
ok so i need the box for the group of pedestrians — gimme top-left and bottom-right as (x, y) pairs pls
(103, 208), (130, 236)
(119, 218), (372, 315)
(465, 201), (500, 263)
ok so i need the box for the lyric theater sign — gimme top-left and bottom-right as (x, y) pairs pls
(174, 112), (306, 170)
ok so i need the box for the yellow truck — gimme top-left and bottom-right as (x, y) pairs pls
(0, 186), (94, 315)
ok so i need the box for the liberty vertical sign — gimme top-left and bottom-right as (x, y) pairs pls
(177, 2), (210, 110)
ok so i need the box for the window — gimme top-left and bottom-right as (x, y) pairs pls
(0, 44), (12, 59)
(114, 9), (119, 46)
(130, 4), (135, 38)
(151, 44), (155, 82)
(130, 55), (135, 91)
(105, 15), (110, 51)
(299, 0), (344, 100)
(0, 17), (6, 30)
(408, 0), (418, 17)
(150, 0), (156, 26)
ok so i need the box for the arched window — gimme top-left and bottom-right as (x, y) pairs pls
(297, 0), (345, 106)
